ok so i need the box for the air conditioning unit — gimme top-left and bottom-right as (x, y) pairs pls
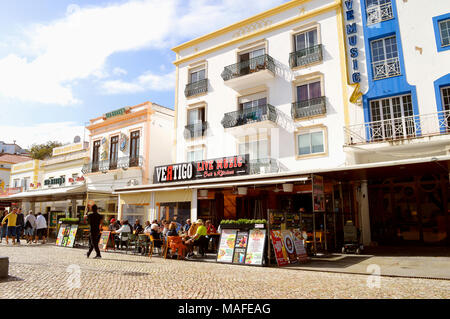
(237, 187), (248, 195)
(282, 183), (293, 192)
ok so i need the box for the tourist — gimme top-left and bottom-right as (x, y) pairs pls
(1, 208), (18, 245)
(149, 224), (162, 250)
(0, 210), (8, 243)
(133, 219), (143, 235)
(167, 222), (179, 237)
(108, 218), (120, 231)
(185, 219), (208, 258)
(24, 210), (36, 244)
(143, 221), (152, 234)
(183, 219), (191, 233)
(205, 220), (216, 234)
(35, 212), (47, 244)
(15, 208), (24, 244)
(87, 204), (103, 259)
(162, 221), (170, 238)
(115, 220), (133, 250)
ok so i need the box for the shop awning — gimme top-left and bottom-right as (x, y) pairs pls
(120, 192), (151, 206)
(114, 154), (450, 193)
(7, 184), (114, 201)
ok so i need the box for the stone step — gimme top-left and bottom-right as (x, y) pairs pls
(0, 257), (9, 278)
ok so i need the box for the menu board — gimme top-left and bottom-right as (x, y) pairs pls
(216, 229), (237, 263)
(292, 228), (308, 262)
(232, 231), (249, 264)
(99, 231), (111, 251)
(244, 229), (266, 266)
(270, 230), (289, 267)
(281, 230), (298, 264)
(55, 224), (79, 248)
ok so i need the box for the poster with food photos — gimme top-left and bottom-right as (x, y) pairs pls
(270, 230), (289, 267)
(66, 225), (78, 248)
(244, 229), (266, 266)
(216, 229), (237, 263)
(55, 224), (67, 246)
(232, 231), (248, 264)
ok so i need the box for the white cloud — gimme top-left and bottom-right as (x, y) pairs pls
(0, 122), (87, 149)
(102, 70), (175, 94)
(0, 0), (285, 105)
(112, 67), (127, 76)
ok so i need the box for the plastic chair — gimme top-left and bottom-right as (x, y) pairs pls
(165, 236), (187, 260)
(137, 234), (149, 255)
(127, 233), (138, 254)
(149, 235), (163, 258)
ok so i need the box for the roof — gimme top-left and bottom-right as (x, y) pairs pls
(0, 153), (32, 164)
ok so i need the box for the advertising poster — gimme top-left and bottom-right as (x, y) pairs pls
(232, 231), (248, 264)
(313, 174), (325, 212)
(245, 229), (266, 266)
(99, 231), (111, 251)
(66, 225), (78, 248)
(292, 228), (309, 262)
(216, 229), (237, 263)
(55, 224), (67, 246)
(281, 230), (298, 264)
(270, 230), (289, 267)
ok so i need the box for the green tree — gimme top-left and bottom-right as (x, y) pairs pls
(29, 141), (62, 160)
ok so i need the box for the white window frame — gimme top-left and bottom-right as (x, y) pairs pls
(439, 19), (450, 47)
(295, 126), (327, 158)
(440, 86), (450, 111)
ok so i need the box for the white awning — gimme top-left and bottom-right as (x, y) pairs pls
(7, 184), (113, 200)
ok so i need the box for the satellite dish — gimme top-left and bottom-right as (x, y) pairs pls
(74, 136), (81, 143)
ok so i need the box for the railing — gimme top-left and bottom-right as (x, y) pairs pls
(289, 44), (323, 68)
(291, 96), (326, 119)
(221, 104), (278, 129)
(184, 79), (208, 97)
(344, 110), (450, 145)
(249, 158), (289, 175)
(82, 155), (144, 174)
(367, 2), (394, 25)
(184, 122), (208, 139)
(372, 57), (400, 80)
(221, 54), (275, 81)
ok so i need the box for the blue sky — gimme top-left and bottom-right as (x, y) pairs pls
(0, 0), (286, 148)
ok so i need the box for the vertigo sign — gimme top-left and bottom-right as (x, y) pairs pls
(154, 154), (250, 183)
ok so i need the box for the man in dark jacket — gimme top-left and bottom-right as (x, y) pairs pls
(16, 208), (25, 244)
(87, 205), (103, 259)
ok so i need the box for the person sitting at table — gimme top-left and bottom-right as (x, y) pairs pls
(162, 221), (170, 238)
(167, 222), (179, 237)
(133, 219), (143, 235)
(182, 219), (192, 233)
(149, 224), (162, 254)
(205, 220), (216, 234)
(185, 219), (208, 258)
(143, 221), (152, 234)
(115, 220), (133, 250)
(109, 218), (120, 231)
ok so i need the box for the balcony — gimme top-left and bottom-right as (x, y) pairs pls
(372, 57), (400, 80)
(344, 110), (450, 145)
(291, 96), (326, 120)
(82, 155), (143, 174)
(221, 104), (279, 133)
(221, 54), (275, 90)
(184, 122), (208, 139)
(249, 158), (288, 175)
(367, 2), (394, 25)
(184, 79), (208, 98)
(289, 44), (323, 68)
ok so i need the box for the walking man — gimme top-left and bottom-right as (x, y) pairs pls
(87, 204), (103, 259)
(35, 213), (47, 244)
(1, 208), (18, 245)
(16, 208), (24, 244)
(24, 210), (36, 244)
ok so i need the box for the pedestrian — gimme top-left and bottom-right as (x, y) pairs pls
(0, 210), (8, 243)
(87, 204), (103, 259)
(1, 208), (18, 245)
(16, 208), (25, 244)
(35, 212), (48, 244)
(24, 210), (37, 244)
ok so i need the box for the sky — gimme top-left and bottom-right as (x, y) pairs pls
(0, 0), (287, 149)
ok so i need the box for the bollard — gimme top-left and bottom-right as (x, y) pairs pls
(0, 257), (9, 278)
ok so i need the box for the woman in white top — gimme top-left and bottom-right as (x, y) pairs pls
(115, 220), (132, 249)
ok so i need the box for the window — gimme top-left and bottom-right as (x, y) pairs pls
(441, 86), (450, 111)
(23, 177), (30, 191)
(186, 107), (206, 138)
(187, 149), (203, 162)
(239, 139), (269, 160)
(294, 29), (318, 52)
(186, 66), (208, 97)
(439, 19), (450, 47)
(239, 47), (266, 75)
(297, 81), (321, 101)
(369, 94), (415, 140)
(122, 204), (146, 225)
(13, 179), (19, 188)
(92, 140), (101, 172)
(370, 36), (400, 80)
(129, 131), (140, 166)
(190, 69), (205, 83)
(366, 0), (393, 25)
(290, 27), (322, 68)
(187, 107), (205, 125)
(297, 131), (325, 156)
(109, 136), (119, 170)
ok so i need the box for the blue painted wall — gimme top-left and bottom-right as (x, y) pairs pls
(359, 0), (418, 123)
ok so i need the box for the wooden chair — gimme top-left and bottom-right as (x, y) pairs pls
(148, 235), (163, 258)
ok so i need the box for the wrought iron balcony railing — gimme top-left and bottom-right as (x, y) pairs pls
(82, 155), (144, 174)
(184, 79), (208, 97)
(291, 96), (326, 119)
(221, 54), (275, 81)
(249, 158), (289, 175)
(344, 110), (450, 145)
(221, 104), (278, 129)
(184, 122), (208, 139)
(367, 2), (394, 25)
(372, 57), (400, 80)
(289, 44), (323, 68)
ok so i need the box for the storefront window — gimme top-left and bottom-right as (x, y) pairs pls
(122, 204), (146, 224)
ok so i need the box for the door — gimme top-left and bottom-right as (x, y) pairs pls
(92, 140), (101, 172)
(129, 131), (140, 167)
(109, 136), (119, 170)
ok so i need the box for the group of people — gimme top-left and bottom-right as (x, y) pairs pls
(106, 217), (218, 258)
(0, 208), (48, 245)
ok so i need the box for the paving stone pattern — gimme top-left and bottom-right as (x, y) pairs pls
(0, 243), (449, 299)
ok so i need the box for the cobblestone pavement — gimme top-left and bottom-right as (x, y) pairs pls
(0, 243), (449, 299)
